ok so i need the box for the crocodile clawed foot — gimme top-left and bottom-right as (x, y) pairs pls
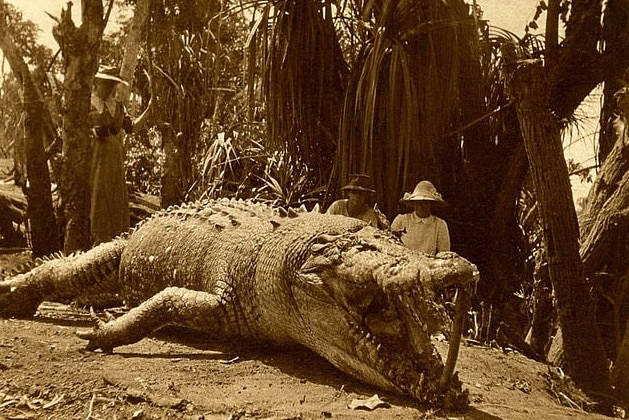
(75, 308), (114, 353)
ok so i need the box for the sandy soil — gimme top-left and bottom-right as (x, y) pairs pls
(0, 251), (622, 420)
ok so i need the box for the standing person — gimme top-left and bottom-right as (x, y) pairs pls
(89, 65), (151, 246)
(391, 180), (450, 255)
(326, 174), (380, 228)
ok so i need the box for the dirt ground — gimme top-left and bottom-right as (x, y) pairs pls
(0, 251), (623, 420)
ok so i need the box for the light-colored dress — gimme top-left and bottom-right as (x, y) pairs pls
(326, 199), (379, 228)
(89, 94), (131, 246)
(391, 213), (450, 255)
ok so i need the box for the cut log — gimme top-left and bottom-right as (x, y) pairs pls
(0, 185), (27, 224)
(0, 185), (28, 246)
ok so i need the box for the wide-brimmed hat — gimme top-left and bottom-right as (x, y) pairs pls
(95, 65), (128, 86)
(341, 174), (376, 194)
(400, 181), (446, 205)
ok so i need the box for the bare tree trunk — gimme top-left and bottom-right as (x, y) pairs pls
(578, 87), (629, 400)
(160, 123), (182, 208)
(0, 23), (60, 257)
(582, 88), (629, 237)
(611, 286), (629, 403)
(581, 173), (629, 272)
(510, 59), (610, 395)
(597, 0), (629, 162)
(118, 0), (150, 102)
(53, 0), (104, 252)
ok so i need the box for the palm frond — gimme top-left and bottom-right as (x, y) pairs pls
(337, 0), (479, 217)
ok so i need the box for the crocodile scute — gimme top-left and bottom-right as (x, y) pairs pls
(0, 198), (479, 409)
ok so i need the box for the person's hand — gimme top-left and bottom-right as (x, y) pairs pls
(93, 126), (109, 137)
(392, 228), (406, 239)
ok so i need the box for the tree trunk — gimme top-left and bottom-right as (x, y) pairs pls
(597, 0), (629, 162)
(526, 248), (554, 356)
(0, 23), (60, 257)
(611, 284), (629, 404)
(579, 87), (629, 364)
(118, 0), (150, 103)
(581, 87), (629, 241)
(581, 169), (629, 273)
(53, 0), (105, 252)
(160, 123), (182, 208)
(509, 59), (610, 395)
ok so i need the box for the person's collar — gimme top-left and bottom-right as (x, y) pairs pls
(410, 212), (433, 223)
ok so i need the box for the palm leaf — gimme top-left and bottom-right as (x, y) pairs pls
(337, 0), (479, 217)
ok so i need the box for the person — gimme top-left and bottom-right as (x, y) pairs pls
(326, 174), (380, 228)
(88, 65), (151, 246)
(391, 180), (450, 255)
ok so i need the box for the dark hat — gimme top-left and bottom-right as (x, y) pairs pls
(341, 174), (376, 194)
(95, 65), (128, 86)
(400, 180), (446, 206)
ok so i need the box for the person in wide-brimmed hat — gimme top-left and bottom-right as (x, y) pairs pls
(326, 174), (380, 227)
(89, 64), (152, 246)
(391, 180), (450, 255)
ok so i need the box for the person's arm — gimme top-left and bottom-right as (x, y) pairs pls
(132, 96), (153, 132)
(391, 214), (404, 232)
(122, 71), (154, 134)
(436, 219), (451, 253)
(122, 97), (153, 134)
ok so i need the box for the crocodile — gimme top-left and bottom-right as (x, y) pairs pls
(0, 199), (479, 409)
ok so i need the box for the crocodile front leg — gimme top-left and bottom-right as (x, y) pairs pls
(76, 287), (244, 352)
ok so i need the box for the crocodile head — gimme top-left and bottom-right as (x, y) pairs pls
(285, 218), (479, 408)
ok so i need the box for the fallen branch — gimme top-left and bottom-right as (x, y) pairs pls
(85, 393), (96, 420)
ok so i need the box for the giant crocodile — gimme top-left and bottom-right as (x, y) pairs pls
(0, 199), (478, 409)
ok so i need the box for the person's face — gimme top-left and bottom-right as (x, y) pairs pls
(347, 191), (368, 207)
(411, 201), (432, 217)
(94, 79), (117, 98)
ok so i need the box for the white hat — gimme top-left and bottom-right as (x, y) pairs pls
(95, 65), (128, 86)
(400, 181), (446, 205)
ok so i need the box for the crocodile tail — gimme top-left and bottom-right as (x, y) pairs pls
(0, 238), (126, 318)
